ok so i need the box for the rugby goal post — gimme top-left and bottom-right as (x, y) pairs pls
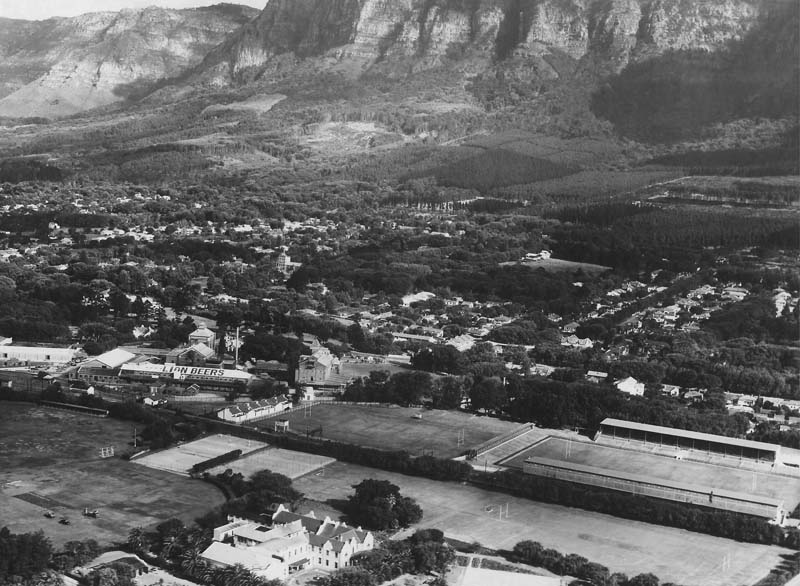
(99, 447), (115, 458)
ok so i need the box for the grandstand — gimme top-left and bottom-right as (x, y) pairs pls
(596, 418), (782, 465)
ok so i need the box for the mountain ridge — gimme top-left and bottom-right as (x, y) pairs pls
(202, 0), (768, 83)
(0, 3), (260, 118)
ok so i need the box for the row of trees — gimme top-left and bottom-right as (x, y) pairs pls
(511, 541), (668, 586)
(0, 527), (52, 582)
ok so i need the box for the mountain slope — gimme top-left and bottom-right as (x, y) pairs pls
(186, 0), (795, 144)
(591, 0), (799, 141)
(0, 4), (259, 119)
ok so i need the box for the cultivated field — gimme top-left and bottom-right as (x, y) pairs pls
(256, 404), (522, 458)
(133, 434), (267, 475)
(504, 437), (800, 510)
(208, 447), (335, 480)
(0, 402), (225, 547)
(293, 461), (790, 586)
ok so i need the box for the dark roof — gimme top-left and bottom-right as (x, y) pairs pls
(525, 456), (783, 508)
(599, 418), (781, 453)
(273, 510), (324, 534)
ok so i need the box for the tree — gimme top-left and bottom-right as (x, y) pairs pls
(628, 574), (660, 586)
(386, 371), (433, 406)
(411, 345), (466, 375)
(347, 479), (423, 530)
(469, 377), (507, 413)
(126, 527), (148, 554)
(430, 376), (465, 409)
(0, 527), (53, 579)
(0, 276), (16, 302)
(319, 567), (376, 586)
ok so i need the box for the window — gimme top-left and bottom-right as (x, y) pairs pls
(325, 560), (329, 567)
(334, 563), (338, 569)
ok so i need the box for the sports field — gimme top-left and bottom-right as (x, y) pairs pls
(133, 434), (267, 475)
(255, 404), (522, 458)
(293, 461), (790, 586)
(0, 402), (225, 547)
(208, 447), (335, 480)
(504, 437), (800, 510)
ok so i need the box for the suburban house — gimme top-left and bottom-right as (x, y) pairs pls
(561, 335), (593, 349)
(585, 371), (608, 384)
(562, 322), (579, 334)
(615, 377), (645, 397)
(216, 395), (291, 422)
(201, 505), (374, 579)
(660, 384), (681, 397)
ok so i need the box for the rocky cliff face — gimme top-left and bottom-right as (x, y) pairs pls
(209, 0), (766, 81)
(0, 4), (258, 118)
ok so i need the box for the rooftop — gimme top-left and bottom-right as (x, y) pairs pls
(600, 418), (781, 453)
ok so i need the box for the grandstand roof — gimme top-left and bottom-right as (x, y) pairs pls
(599, 418), (781, 453)
(525, 456), (784, 508)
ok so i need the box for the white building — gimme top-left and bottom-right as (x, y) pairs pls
(217, 395), (291, 422)
(202, 505), (373, 578)
(615, 377), (645, 397)
(0, 345), (84, 365)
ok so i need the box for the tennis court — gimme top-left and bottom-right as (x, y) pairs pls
(209, 447), (335, 480)
(133, 434), (267, 475)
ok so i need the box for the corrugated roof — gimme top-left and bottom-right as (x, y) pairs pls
(525, 456), (783, 508)
(201, 542), (272, 570)
(599, 418), (781, 453)
(94, 348), (136, 368)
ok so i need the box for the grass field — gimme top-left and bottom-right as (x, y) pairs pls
(504, 437), (800, 510)
(255, 404), (522, 458)
(133, 434), (267, 475)
(208, 447), (335, 480)
(499, 257), (611, 275)
(293, 461), (790, 586)
(0, 402), (225, 547)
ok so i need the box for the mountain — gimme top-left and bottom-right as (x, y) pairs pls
(189, 0), (796, 143)
(204, 0), (766, 82)
(0, 4), (260, 119)
(0, 0), (795, 185)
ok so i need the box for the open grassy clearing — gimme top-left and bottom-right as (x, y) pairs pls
(293, 461), (789, 586)
(255, 404), (522, 458)
(504, 437), (800, 510)
(499, 257), (611, 275)
(0, 402), (225, 547)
